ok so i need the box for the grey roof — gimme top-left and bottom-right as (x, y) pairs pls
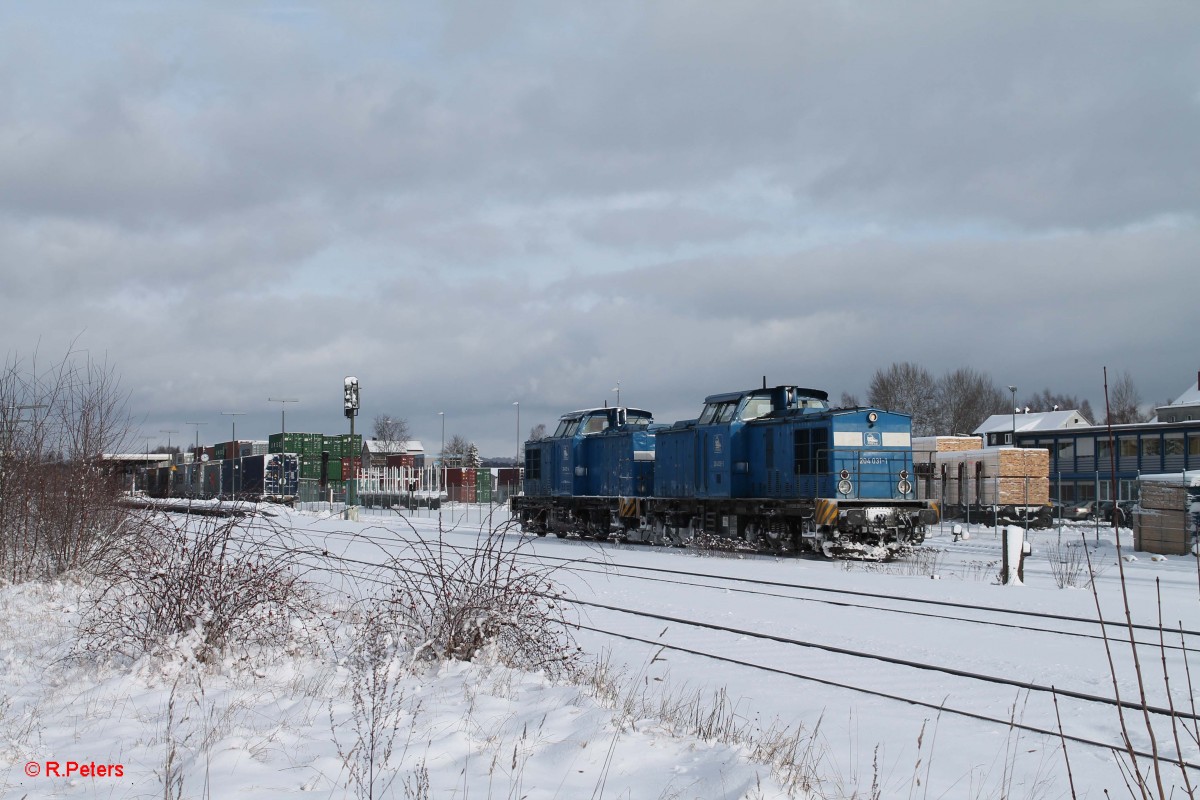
(973, 409), (1092, 435)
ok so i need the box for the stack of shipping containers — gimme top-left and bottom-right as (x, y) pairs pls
(271, 432), (362, 501)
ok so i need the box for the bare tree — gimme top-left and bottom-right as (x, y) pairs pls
(838, 391), (860, 408)
(935, 368), (1007, 436)
(372, 414), (410, 445)
(1106, 370), (1149, 424)
(867, 362), (938, 436)
(528, 423), (547, 441)
(1024, 388), (1096, 423)
(442, 434), (470, 467)
(1, 344), (135, 582)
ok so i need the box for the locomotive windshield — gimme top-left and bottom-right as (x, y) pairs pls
(552, 418), (581, 437)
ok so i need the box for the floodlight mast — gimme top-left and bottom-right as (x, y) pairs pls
(344, 377), (360, 508)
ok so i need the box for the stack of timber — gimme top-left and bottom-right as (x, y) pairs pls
(1134, 477), (1193, 556)
(935, 447), (1050, 507)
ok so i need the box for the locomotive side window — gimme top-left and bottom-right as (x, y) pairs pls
(740, 396), (773, 421)
(698, 404), (719, 424)
(581, 416), (609, 435)
(525, 449), (541, 480)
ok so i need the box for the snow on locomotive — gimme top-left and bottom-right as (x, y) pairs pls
(512, 383), (939, 559)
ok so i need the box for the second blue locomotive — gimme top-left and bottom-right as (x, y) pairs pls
(513, 383), (939, 559)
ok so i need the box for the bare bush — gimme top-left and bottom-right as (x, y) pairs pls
(383, 520), (578, 678)
(79, 512), (317, 663)
(329, 601), (421, 800)
(0, 344), (135, 582)
(1045, 537), (1094, 589)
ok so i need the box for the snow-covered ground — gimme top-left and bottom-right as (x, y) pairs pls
(2, 506), (1197, 799)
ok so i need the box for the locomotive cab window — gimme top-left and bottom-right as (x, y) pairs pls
(553, 418), (580, 437)
(581, 416), (609, 435)
(740, 396), (774, 421)
(714, 402), (738, 424)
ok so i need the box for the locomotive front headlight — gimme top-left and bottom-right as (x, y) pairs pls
(898, 479), (912, 494)
(867, 411), (878, 424)
(899, 469), (909, 480)
(838, 478), (853, 495)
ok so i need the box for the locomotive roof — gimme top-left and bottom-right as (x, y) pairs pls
(559, 407), (653, 419)
(701, 386), (829, 404)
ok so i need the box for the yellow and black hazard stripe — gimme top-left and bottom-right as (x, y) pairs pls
(815, 498), (839, 527)
(618, 497), (642, 518)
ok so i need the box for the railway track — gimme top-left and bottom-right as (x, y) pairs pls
(182, 510), (1200, 773)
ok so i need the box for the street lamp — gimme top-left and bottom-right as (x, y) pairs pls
(513, 401), (520, 469)
(268, 398), (299, 441)
(612, 380), (620, 407)
(221, 411), (245, 443)
(1008, 385), (1018, 447)
(438, 411), (445, 519)
(160, 428), (177, 498)
(185, 421), (207, 453)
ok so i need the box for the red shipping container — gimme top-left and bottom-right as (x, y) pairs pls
(341, 457), (362, 480)
(385, 454), (416, 470)
(445, 467), (465, 487)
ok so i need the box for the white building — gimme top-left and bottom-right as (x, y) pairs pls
(973, 409), (1092, 448)
(1154, 371), (1200, 423)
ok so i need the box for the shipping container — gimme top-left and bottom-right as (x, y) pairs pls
(385, 454), (416, 470)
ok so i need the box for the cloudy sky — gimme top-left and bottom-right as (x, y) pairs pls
(2, 1), (1197, 458)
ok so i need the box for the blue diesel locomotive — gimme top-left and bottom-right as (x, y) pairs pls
(512, 384), (939, 559)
